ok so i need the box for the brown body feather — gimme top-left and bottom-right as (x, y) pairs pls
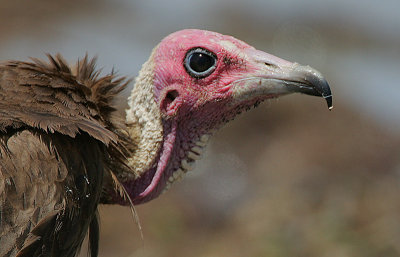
(0, 55), (130, 257)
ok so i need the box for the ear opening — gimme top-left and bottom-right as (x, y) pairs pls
(161, 89), (180, 115)
(166, 90), (179, 103)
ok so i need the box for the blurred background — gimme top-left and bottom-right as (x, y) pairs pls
(1, 0), (400, 256)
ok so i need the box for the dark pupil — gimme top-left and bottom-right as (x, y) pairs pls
(189, 52), (214, 73)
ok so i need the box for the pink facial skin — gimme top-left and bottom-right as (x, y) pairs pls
(115, 29), (331, 205)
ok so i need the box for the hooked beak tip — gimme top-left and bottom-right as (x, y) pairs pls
(289, 64), (333, 110)
(325, 95), (333, 110)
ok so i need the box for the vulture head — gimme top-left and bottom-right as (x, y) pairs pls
(109, 29), (332, 205)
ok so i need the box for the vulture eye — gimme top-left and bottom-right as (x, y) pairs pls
(184, 48), (217, 78)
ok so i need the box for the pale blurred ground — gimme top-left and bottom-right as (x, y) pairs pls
(1, 1), (400, 256)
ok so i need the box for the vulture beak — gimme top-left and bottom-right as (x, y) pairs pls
(232, 49), (333, 109)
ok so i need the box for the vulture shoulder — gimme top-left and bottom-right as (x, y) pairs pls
(0, 55), (129, 257)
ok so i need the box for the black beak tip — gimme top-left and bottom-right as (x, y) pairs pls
(311, 76), (333, 110)
(324, 95), (333, 110)
(300, 68), (333, 110)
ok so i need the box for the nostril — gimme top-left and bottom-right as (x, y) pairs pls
(264, 62), (277, 68)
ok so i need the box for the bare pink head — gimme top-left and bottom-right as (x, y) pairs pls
(117, 29), (332, 204)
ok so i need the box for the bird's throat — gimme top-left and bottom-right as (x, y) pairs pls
(123, 119), (212, 204)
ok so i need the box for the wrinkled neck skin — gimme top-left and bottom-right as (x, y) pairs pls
(117, 114), (216, 205)
(124, 52), (163, 177)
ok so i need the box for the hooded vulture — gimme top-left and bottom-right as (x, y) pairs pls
(0, 29), (332, 257)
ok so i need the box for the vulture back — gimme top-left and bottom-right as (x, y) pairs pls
(0, 55), (129, 257)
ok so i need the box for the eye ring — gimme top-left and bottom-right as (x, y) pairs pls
(184, 48), (217, 79)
